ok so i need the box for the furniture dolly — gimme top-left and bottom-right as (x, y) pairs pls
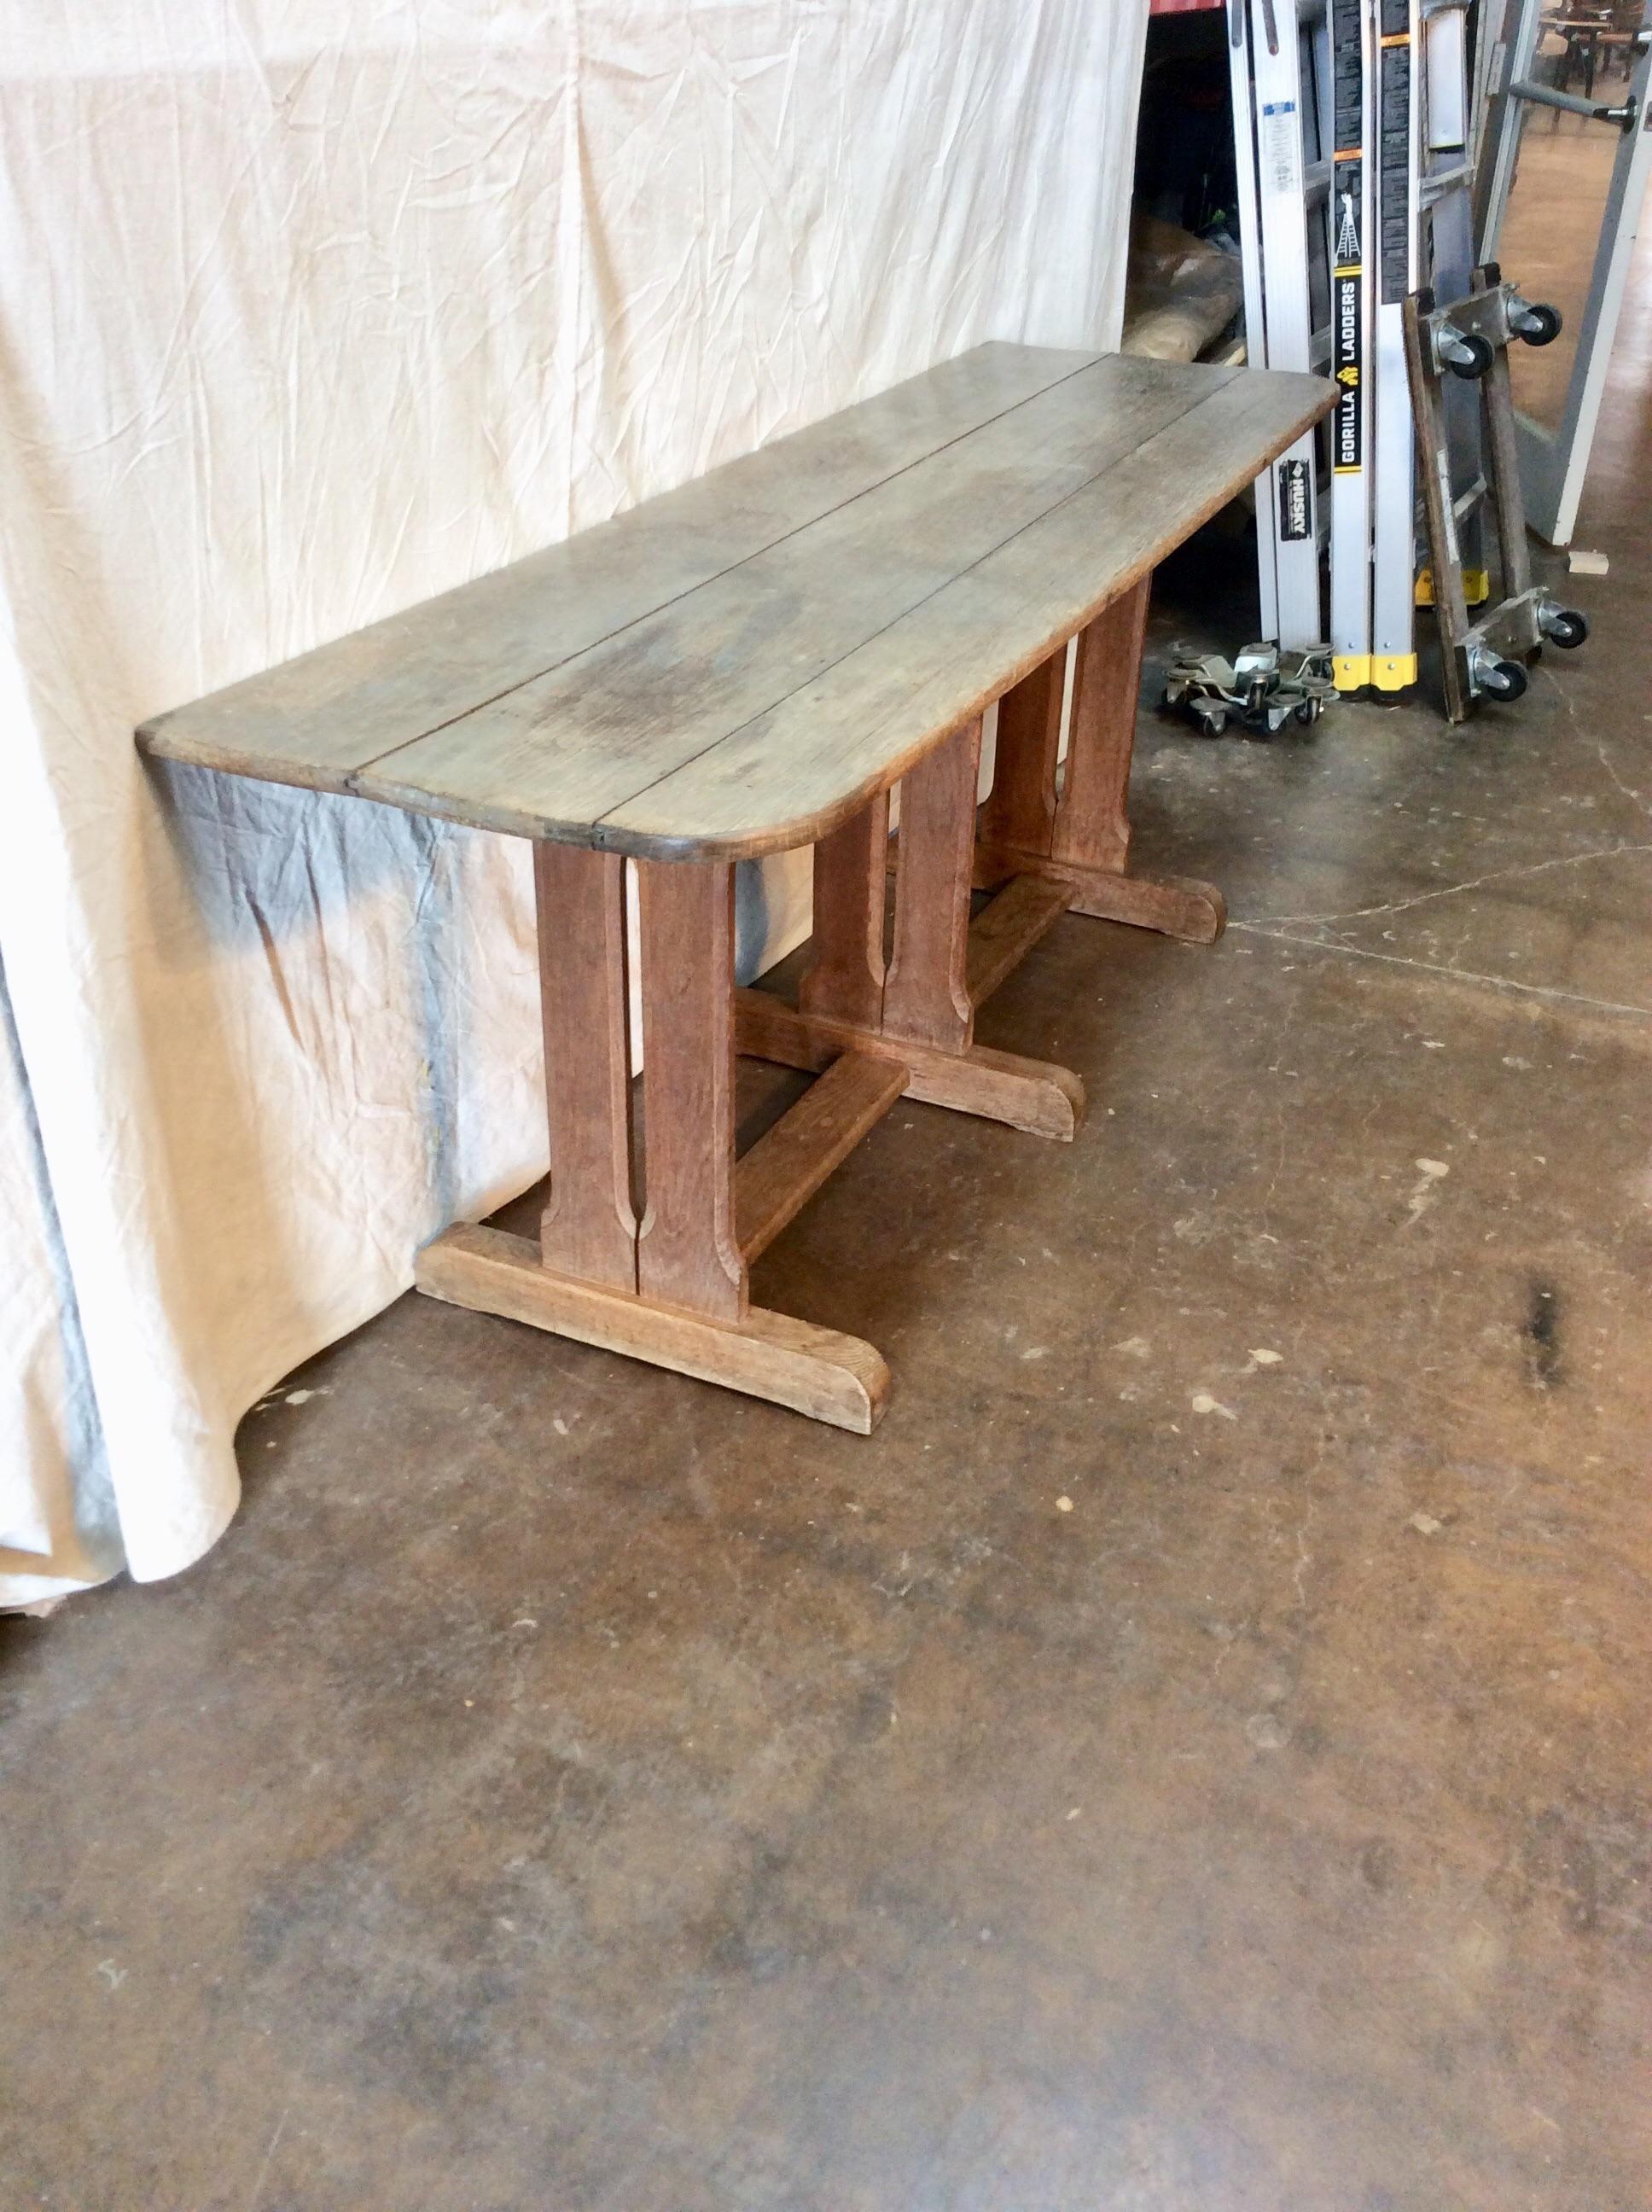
(139, 346), (1331, 1433)
(1404, 265), (1588, 720)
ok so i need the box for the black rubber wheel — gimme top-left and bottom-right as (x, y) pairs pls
(1518, 302), (1563, 347)
(1446, 332), (1496, 381)
(1545, 607), (1589, 649)
(1478, 656), (1529, 701)
(1294, 699), (1318, 725)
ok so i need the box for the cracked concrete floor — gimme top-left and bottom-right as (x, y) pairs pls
(5, 305), (1651, 2205)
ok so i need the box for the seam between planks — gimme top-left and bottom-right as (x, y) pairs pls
(340, 351), (1114, 788)
(583, 372), (1261, 842)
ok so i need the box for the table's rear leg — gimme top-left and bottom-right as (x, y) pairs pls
(977, 578), (1226, 946)
(1056, 580), (1225, 943)
(741, 725), (1083, 1142)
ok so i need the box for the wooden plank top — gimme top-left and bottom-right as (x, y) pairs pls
(139, 346), (1334, 859)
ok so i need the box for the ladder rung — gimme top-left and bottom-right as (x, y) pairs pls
(1419, 166), (1472, 207)
(1410, 480), (1489, 534)
(1303, 161), (1333, 201)
(1452, 478), (1487, 521)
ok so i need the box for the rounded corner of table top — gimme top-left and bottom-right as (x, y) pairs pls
(595, 792), (879, 868)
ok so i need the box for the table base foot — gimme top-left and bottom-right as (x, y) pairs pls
(416, 1223), (889, 1433)
(975, 849), (1226, 945)
(735, 989), (1084, 1142)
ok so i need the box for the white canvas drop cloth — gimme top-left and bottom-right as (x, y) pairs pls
(0, 0), (1145, 1603)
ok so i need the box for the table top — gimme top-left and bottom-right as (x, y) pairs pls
(138, 345), (1333, 860)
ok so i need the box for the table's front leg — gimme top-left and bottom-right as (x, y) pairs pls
(635, 857), (746, 1320)
(881, 715), (981, 1053)
(416, 842), (889, 1433)
(978, 575), (1226, 946)
(799, 791), (889, 1028)
(1052, 581), (1149, 879)
(979, 648), (1062, 861)
(535, 843), (638, 1292)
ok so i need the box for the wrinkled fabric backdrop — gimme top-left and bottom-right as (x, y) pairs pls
(0, 0), (1145, 1603)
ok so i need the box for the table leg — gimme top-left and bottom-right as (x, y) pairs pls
(534, 843), (638, 1291)
(416, 843), (890, 1432)
(1052, 583), (1149, 876)
(882, 716), (981, 1053)
(980, 653), (1063, 859)
(635, 858), (746, 1320)
(799, 791), (888, 1027)
(976, 578), (1226, 946)
(738, 723), (1084, 1142)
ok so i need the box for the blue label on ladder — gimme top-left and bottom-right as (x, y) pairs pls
(1260, 101), (1300, 195)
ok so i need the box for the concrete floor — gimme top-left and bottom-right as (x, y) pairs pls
(6, 305), (1652, 2209)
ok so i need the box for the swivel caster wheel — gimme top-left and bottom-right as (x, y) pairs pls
(1541, 605), (1589, 649)
(1439, 329), (1495, 381)
(1475, 655), (1529, 702)
(1511, 300), (1562, 347)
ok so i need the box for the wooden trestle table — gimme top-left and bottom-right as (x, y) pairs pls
(139, 346), (1333, 1434)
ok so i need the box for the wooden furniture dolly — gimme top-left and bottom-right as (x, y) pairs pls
(139, 346), (1331, 1434)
